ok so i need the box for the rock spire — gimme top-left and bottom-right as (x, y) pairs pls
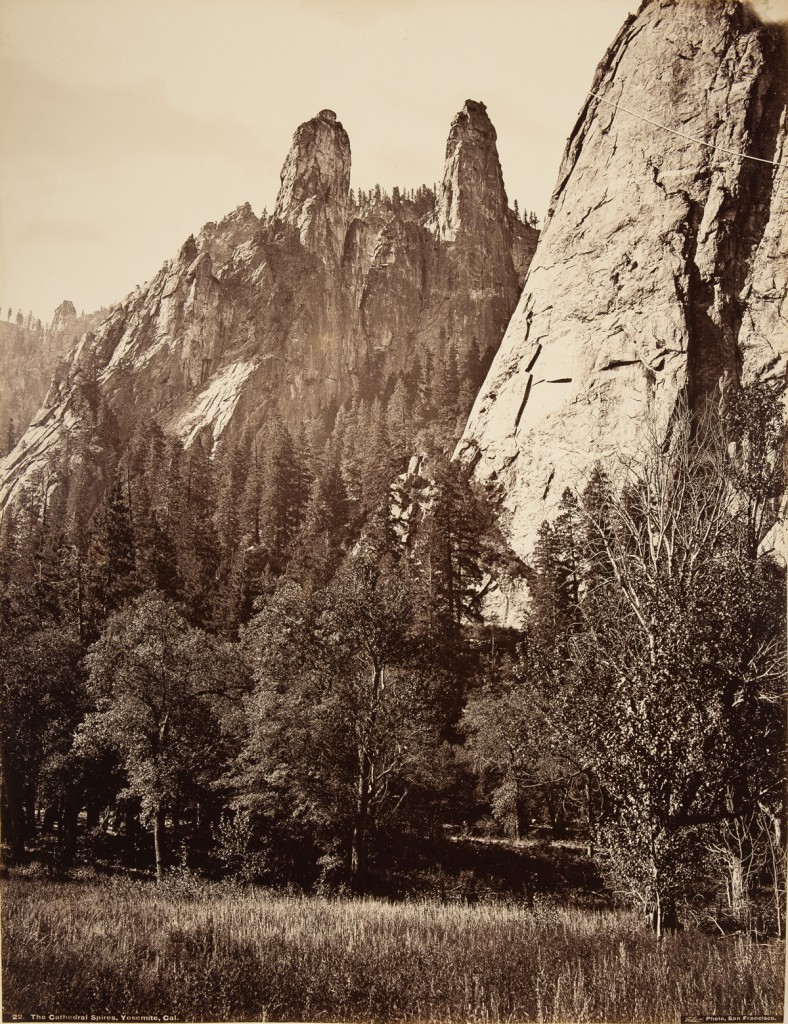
(274, 108), (351, 262)
(437, 99), (510, 243)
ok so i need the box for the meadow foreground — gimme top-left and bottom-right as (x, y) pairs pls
(2, 874), (784, 1023)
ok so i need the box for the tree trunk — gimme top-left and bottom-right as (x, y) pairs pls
(729, 854), (747, 919)
(514, 794), (530, 839)
(124, 802), (141, 865)
(59, 792), (80, 868)
(351, 752), (370, 894)
(24, 791), (36, 838)
(350, 664), (383, 894)
(648, 892), (679, 939)
(171, 802), (181, 865)
(153, 806), (167, 882)
(2, 783), (26, 863)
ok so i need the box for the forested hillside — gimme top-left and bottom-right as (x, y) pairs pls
(1, 371), (784, 938)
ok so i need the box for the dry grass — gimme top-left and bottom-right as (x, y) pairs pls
(2, 874), (784, 1022)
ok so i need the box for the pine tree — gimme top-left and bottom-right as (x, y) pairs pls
(414, 457), (487, 645)
(460, 337), (484, 392)
(241, 436), (263, 546)
(84, 474), (138, 632)
(386, 376), (411, 468)
(132, 477), (179, 599)
(434, 344), (460, 419)
(290, 452), (351, 590)
(258, 418), (300, 571)
(416, 350), (434, 420)
(215, 432), (250, 556)
(360, 399), (397, 518)
(459, 337), (486, 419)
(339, 399), (366, 522)
(176, 437), (220, 623)
(291, 424), (313, 532)
(5, 417), (16, 457)
(526, 488), (581, 658)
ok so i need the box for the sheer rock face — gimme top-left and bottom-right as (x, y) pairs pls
(456, 0), (788, 561)
(1, 103), (537, 511)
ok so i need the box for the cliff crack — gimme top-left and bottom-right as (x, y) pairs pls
(525, 343), (542, 373)
(513, 376), (533, 432)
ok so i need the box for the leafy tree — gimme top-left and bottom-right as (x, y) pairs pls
(0, 626), (85, 861)
(83, 592), (248, 879)
(567, 395), (786, 935)
(461, 649), (584, 840)
(321, 553), (416, 890)
(240, 547), (447, 892)
(724, 378), (786, 560)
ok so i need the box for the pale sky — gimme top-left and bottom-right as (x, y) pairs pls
(0, 0), (782, 321)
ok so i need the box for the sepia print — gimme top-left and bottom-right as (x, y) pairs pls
(1, 0), (786, 1021)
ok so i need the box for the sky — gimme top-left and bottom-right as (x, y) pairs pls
(0, 0), (784, 320)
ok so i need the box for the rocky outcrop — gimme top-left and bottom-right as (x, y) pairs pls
(456, 0), (788, 561)
(49, 300), (78, 341)
(1, 102), (537, 512)
(197, 203), (261, 266)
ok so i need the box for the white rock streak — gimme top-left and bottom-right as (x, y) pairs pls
(0, 407), (76, 507)
(174, 360), (257, 448)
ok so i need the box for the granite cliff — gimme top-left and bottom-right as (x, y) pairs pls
(456, 0), (787, 559)
(0, 102), (536, 511)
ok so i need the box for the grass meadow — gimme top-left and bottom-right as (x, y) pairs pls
(2, 873), (784, 1023)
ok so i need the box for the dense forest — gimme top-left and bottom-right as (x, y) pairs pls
(1, 357), (784, 940)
